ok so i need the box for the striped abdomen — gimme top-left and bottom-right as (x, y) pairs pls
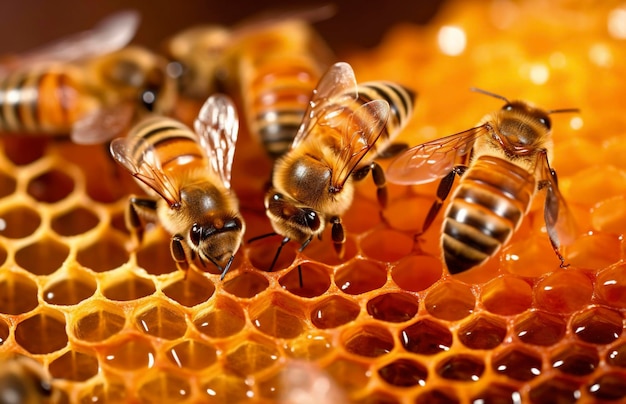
(244, 56), (323, 158)
(442, 155), (535, 274)
(0, 68), (84, 134)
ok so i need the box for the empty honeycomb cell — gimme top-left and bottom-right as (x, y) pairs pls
(491, 346), (542, 381)
(222, 270), (270, 298)
(566, 232), (621, 270)
(334, 259), (387, 295)
(551, 343), (599, 376)
(2, 137), (47, 166)
(14, 310), (68, 354)
(51, 206), (100, 237)
(571, 306), (623, 345)
(72, 301), (125, 343)
(137, 370), (191, 403)
(595, 263), (626, 309)
(192, 295), (246, 338)
(360, 228), (414, 262)
(391, 254), (442, 292)
(279, 263), (331, 298)
(26, 169), (75, 203)
(457, 314), (507, 350)
(471, 383), (521, 404)
(0, 205), (41, 239)
(15, 236), (70, 275)
(200, 374), (251, 403)
(424, 280), (475, 321)
(284, 333), (333, 361)
(607, 342), (626, 367)
(414, 389), (460, 404)
(0, 318), (8, 344)
(435, 354), (485, 382)
(342, 323), (395, 358)
(101, 272), (156, 301)
(377, 357), (428, 387)
(323, 357), (370, 394)
(247, 236), (297, 272)
(250, 292), (305, 339)
(400, 318), (453, 355)
(0, 271), (39, 314)
(103, 336), (156, 371)
(514, 310), (566, 346)
(481, 275), (533, 316)
(587, 372), (626, 401)
(161, 271), (215, 307)
(134, 300), (187, 340)
(76, 236), (130, 272)
(534, 269), (593, 314)
(136, 236), (179, 276)
(502, 235), (560, 278)
(528, 376), (581, 404)
(366, 292), (419, 323)
(43, 270), (97, 305)
(310, 295), (360, 329)
(591, 196), (626, 234)
(224, 339), (280, 377)
(0, 170), (16, 198)
(166, 339), (217, 370)
(49, 350), (99, 382)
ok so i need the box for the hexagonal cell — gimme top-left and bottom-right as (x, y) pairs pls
(72, 301), (126, 343)
(15, 236), (70, 275)
(247, 235), (297, 272)
(2, 137), (47, 166)
(587, 372), (626, 401)
(360, 229), (414, 262)
(134, 299), (187, 340)
(400, 318), (453, 356)
(249, 292), (305, 339)
(76, 236), (130, 272)
(457, 314), (507, 350)
(377, 357), (428, 388)
(137, 370), (191, 403)
(222, 270), (269, 298)
(27, 169), (75, 203)
(571, 306), (623, 345)
(606, 341), (626, 368)
(101, 272), (156, 301)
(595, 263), (626, 309)
(310, 295), (360, 329)
(0, 271), (39, 314)
(49, 350), (99, 382)
(534, 269), (593, 314)
(43, 268), (97, 305)
(414, 389), (460, 404)
(528, 376), (581, 404)
(0, 205), (41, 239)
(103, 336), (156, 371)
(199, 374), (251, 403)
(424, 280), (475, 321)
(279, 262), (331, 298)
(162, 271), (215, 307)
(334, 258), (387, 295)
(436, 354), (485, 382)
(0, 170), (16, 198)
(0, 318), (9, 344)
(551, 342), (599, 376)
(567, 232), (621, 270)
(136, 235), (179, 276)
(591, 196), (626, 234)
(51, 207), (99, 237)
(299, 232), (358, 267)
(193, 295), (246, 339)
(284, 332), (333, 361)
(166, 339), (217, 370)
(366, 292), (418, 323)
(391, 254), (442, 292)
(342, 324), (394, 358)
(492, 346), (542, 381)
(324, 357), (370, 394)
(14, 309), (68, 354)
(78, 380), (128, 404)
(514, 310), (566, 346)
(471, 383), (521, 404)
(501, 234), (560, 278)
(480, 275), (532, 316)
(224, 339), (280, 377)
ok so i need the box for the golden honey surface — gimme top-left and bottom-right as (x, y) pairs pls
(1, 0), (626, 403)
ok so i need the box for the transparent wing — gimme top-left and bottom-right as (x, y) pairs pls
(331, 100), (390, 190)
(70, 103), (135, 145)
(291, 61), (358, 149)
(110, 133), (180, 206)
(386, 125), (487, 185)
(194, 94), (239, 189)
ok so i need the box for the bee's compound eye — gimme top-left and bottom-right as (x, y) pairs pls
(190, 223), (202, 246)
(538, 116), (552, 130)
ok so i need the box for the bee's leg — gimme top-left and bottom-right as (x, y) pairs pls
(170, 234), (190, 279)
(376, 142), (409, 159)
(126, 196), (158, 248)
(352, 162), (388, 208)
(420, 166), (467, 235)
(540, 168), (569, 269)
(330, 216), (346, 259)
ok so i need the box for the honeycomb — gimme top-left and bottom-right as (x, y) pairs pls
(2, 0), (626, 403)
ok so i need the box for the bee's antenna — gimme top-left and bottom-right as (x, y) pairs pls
(470, 87), (510, 103)
(248, 232), (278, 243)
(547, 108), (580, 115)
(220, 255), (235, 281)
(268, 236), (291, 272)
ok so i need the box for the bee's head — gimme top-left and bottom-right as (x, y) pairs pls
(265, 190), (324, 245)
(188, 216), (245, 278)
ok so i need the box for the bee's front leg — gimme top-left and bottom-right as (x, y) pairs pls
(330, 216), (345, 259)
(170, 234), (190, 278)
(126, 196), (158, 249)
(352, 162), (388, 208)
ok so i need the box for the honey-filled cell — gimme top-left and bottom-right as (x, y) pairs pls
(43, 269), (97, 305)
(137, 370), (192, 403)
(26, 168), (75, 203)
(224, 339), (280, 377)
(49, 350), (99, 382)
(72, 300), (126, 343)
(162, 271), (216, 308)
(249, 292), (306, 339)
(14, 310), (68, 354)
(571, 306), (623, 345)
(377, 357), (428, 388)
(528, 377), (582, 404)
(341, 323), (395, 358)
(192, 295), (246, 339)
(103, 336), (156, 371)
(0, 271), (39, 315)
(400, 318), (453, 356)
(587, 372), (626, 402)
(222, 270), (269, 299)
(101, 272), (156, 301)
(76, 236), (130, 273)
(279, 262), (332, 298)
(134, 300), (188, 340)
(480, 275), (532, 316)
(0, 205), (42, 239)
(514, 310), (567, 347)
(550, 342), (599, 376)
(534, 269), (593, 314)
(424, 280), (475, 321)
(435, 354), (486, 382)
(391, 254), (442, 292)
(0, 170), (16, 198)
(15, 236), (70, 275)
(366, 292), (419, 323)
(165, 339), (218, 371)
(360, 229), (414, 262)
(334, 259), (388, 295)
(491, 346), (543, 382)
(310, 295), (360, 330)
(247, 235), (297, 273)
(51, 206), (100, 237)
(595, 263), (626, 309)
(457, 314), (507, 350)
(0, 318), (9, 344)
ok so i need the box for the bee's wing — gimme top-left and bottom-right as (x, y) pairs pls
(291, 61), (358, 149)
(71, 103), (135, 145)
(110, 133), (181, 207)
(386, 125), (487, 185)
(194, 94), (239, 189)
(331, 99), (390, 190)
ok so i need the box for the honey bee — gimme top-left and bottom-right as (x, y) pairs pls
(0, 10), (176, 144)
(0, 354), (56, 404)
(264, 61), (416, 266)
(164, 6), (334, 158)
(110, 94), (245, 279)
(386, 89), (579, 274)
